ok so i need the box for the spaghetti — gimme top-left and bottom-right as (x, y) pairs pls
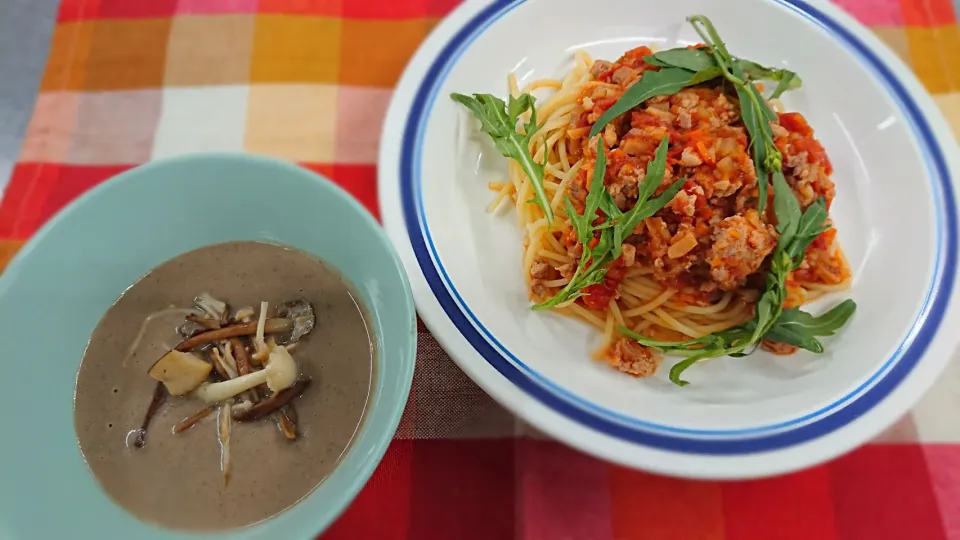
(478, 44), (852, 377)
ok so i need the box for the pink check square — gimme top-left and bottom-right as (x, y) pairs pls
(175, 0), (258, 14)
(335, 86), (393, 164)
(833, 0), (904, 26)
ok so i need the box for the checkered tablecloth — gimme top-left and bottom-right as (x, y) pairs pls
(2, 0), (959, 538)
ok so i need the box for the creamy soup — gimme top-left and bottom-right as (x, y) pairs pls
(73, 241), (375, 531)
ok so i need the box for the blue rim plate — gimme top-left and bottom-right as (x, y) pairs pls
(378, 0), (960, 478)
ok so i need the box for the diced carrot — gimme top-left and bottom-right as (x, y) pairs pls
(696, 141), (714, 164)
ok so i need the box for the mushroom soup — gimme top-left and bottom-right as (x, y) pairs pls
(73, 241), (375, 531)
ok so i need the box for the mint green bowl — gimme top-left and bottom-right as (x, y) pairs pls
(0, 154), (416, 539)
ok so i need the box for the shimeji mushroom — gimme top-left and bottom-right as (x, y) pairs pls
(194, 345), (299, 403)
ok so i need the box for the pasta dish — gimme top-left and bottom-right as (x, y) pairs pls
(451, 15), (855, 385)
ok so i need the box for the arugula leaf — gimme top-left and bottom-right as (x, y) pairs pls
(583, 138), (609, 234)
(599, 191), (623, 221)
(735, 84), (769, 213)
(786, 197), (829, 264)
(770, 74), (798, 99)
(688, 15), (736, 68)
(644, 49), (715, 72)
(774, 299), (857, 337)
(665, 327), (754, 385)
(590, 68), (696, 138)
(619, 326), (723, 353)
(771, 169), (801, 241)
(535, 138), (680, 309)
(763, 300), (857, 353)
(621, 178), (686, 237)
(689, 66), (724, 85)
(762, 325), (824, 353)
(451, 92), (554, 223)
(564, 196), (591, 247)
(646, 49), (801, 97)
(737, 59), (802, 97)
(668, 350), (714, 387)
(634, 137), (671, 205)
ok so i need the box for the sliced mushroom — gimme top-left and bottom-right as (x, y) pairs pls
(233, 379), (311, 422)
(186, 313), (221, 330)
(195, 292), (228, 323)
(276, 299), (315, 345)
(148, 350), (212, 396)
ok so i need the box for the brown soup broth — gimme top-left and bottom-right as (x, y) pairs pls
(73, 241), (376, 531)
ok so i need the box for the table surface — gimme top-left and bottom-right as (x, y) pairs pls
(1, 0), (959, 539)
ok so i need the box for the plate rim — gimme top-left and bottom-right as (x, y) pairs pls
(379, 0), (960, 477)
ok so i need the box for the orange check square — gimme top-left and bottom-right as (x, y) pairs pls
(340, 18), (433, 88)
(83, 18), (172, 90)
(40, 22), (94, 91)
(250, 15), (342, 84)
(165, 15), (256, 86)
(245, 84), (338, 161)
(0, 240), (24, 274)
(906, 25), (960, 94)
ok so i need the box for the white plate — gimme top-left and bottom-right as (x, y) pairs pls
(378, 0), (960, 478)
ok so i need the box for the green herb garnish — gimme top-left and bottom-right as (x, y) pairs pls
(589, 68), (699, 139)
(644, 49), (801, 100)
(612, 16), (855, 386)
(762, 300), (857, 353)
(588, 18), (802, 186)
(534, 137), (684, 310)
(451, 92), (554, 223)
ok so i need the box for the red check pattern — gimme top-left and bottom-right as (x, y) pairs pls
(2, 0), (959, 538)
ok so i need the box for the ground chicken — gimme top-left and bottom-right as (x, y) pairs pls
(611, 66), (639, 85)
(680, 147), (703, 167)
(530, 280), (546, 299)
(667, 189), (697, 217)
(608, 338), (662, 377)
(529, 260), (552, 279)
(589, 60), (613, 77)
(708, 210), (777, 290)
